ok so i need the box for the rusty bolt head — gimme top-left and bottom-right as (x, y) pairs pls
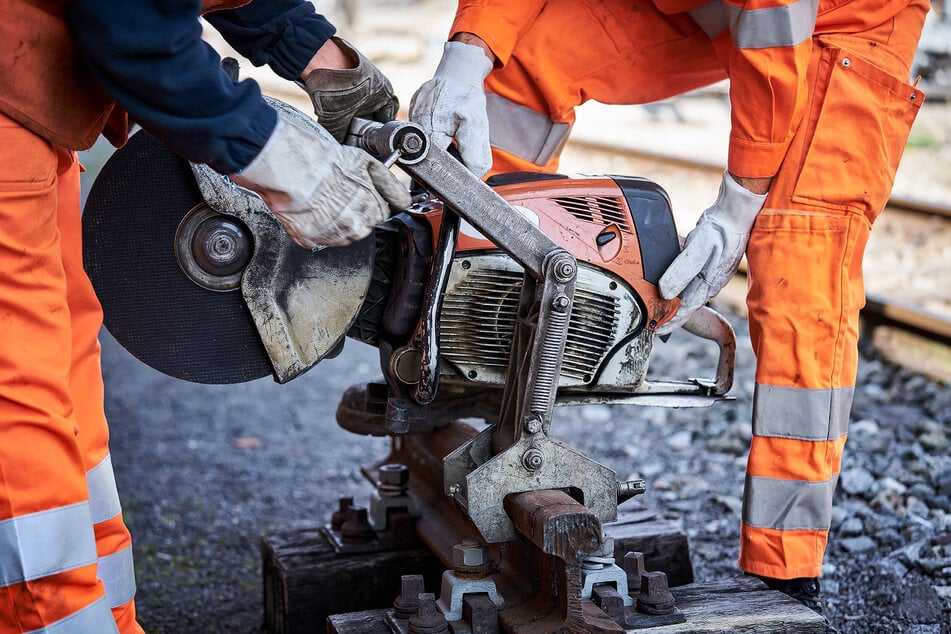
(452, 539), (489, 568)
(400, 133), (424, 153)
(408, 593), (448, 633)
(636, 570), (675, 615)
(624, 551), (646, 587)
(330, 496), (354, 530)
(525, 415), (543, 434)
(340, 506), (376, 543)
(393, 574), (425, 619)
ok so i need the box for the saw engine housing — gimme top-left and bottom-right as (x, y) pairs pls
(351, 173), (680, 394)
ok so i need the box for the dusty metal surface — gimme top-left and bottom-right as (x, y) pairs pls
(190, 160), (374, 383)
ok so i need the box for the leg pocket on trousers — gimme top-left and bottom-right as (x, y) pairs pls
(0, 114), (56, 190)
(747, 209), (871, 388)
(791, 42), (922, 220)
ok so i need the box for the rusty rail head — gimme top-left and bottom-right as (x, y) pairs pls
(503, 489), (602, 568)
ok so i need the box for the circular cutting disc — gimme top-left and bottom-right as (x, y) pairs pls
(82, 129), (273, 384)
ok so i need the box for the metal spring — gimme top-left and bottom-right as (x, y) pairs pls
(530, 303), (570, 414)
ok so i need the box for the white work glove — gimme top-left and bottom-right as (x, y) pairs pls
(409, 41), (493, 177)
(230, 112), (412, 249)
(656, 171), (767, 336)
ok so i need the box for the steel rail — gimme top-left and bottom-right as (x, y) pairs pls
(862, 294), (951, 347)
(566, 139), (951, 220)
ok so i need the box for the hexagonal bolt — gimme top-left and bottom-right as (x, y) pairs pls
(636, 570), (675, 615)
(377, 463), (410, 497)
(399, 133), (424, 154)
(452, 538), (490, 570)
(393, 574), (425, 619)
(408, 592), (448, 633)
(623, 551), (646, 593)
(525, 415), (543, 435)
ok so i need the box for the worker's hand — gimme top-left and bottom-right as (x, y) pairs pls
(656, 171), (767, 336)
(230, 112), (411, 249)
(302, 38), (399, 142)
(409, 40), (494, 177)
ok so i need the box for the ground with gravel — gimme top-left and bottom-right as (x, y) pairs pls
(87, 2), (950, 632)
(102, 305), (950, 633)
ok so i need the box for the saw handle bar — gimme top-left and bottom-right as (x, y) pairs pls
(681, 306), (736, 396)
(346, 117), (566, 284)
(346, 118), (429, 167)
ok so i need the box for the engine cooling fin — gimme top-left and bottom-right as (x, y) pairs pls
(439, 255), (639, 387)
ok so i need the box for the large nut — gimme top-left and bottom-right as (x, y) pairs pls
(452, 538), (489, 568)
(378, 463), (410, 489)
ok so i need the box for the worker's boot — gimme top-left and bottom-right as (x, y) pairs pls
(336, 381), (502, 436)
(756, 576), (838, 632)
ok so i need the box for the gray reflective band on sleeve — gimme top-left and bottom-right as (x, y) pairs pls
(25, 597), (120, 634)
(726, 0), (818, 49)
(0, 502), (98, 586)
(752, 384), (853, 441)
(743, 474), (837, 530)
(688, 0), (727, 38)
(97, 545), (137, 608)
(87, 454), (122, 525)
(486, 92), (572, 167)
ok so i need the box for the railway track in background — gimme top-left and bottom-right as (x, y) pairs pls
(568, 138), (951, 221)
(565, 139), (951, 354)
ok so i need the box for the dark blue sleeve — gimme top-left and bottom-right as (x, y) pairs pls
(67, 0), (277, 174)
(205, 1), (336, 81)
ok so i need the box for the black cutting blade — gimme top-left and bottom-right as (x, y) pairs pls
(82, 129), (274, 384)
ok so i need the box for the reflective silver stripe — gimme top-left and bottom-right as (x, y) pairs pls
(486, 92), (571, 167)
(752, 384), (853, 441)
(688, 0), (727, 38)
(87, 454), (122, 524)
(743, 474), (837, 530)
(97, 545), (137, 608)
(0, 502), (98, 586)
(25, 596), (119, 634)
(725, 0), (818, 49)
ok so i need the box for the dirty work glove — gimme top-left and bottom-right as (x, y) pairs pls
(302, 37), (399, 142)
(409, 41), (493, 177)
(230, 113), (412, 249)
(656, 171), (767, 336)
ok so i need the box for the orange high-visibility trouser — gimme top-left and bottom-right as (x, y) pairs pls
(481, 0), (926, 579)
(0, 111), (143, 633)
